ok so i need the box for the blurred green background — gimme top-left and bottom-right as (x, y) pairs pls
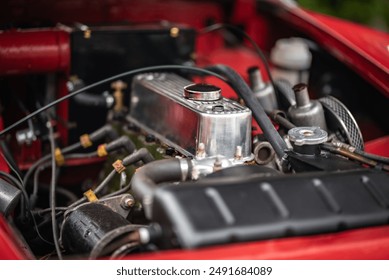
(298, 0), (389, 31)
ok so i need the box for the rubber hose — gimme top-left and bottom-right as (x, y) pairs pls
(122, 148), (154, 165)
(206, 65), (287, 159)
(73, 92), (108, 108)
(105, 135), (136, 154)
(89, 124), (118, 142)
(131, 158), (191, 218)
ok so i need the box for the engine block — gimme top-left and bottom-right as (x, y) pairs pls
(128, 73), (252, 160)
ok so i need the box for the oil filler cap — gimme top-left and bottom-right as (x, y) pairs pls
(183, 84), (221, 101)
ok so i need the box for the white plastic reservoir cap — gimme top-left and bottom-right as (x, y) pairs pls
(270, 38), (312, 70)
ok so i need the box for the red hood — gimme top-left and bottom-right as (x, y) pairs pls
(266, 1), (389, 97)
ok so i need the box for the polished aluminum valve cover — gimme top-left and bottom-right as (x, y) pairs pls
(128, 73), (252, 159)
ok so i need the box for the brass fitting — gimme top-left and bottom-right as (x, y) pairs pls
(111, 80), (127, 112)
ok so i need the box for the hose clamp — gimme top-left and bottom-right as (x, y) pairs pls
(179, 159), (190, 181)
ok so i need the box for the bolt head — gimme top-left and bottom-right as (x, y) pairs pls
(120, 195), (135, 209)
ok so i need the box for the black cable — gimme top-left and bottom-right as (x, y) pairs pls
(119, 173), (127, 190)
(0, 65), (227, 137)
(199, 23), (277, 94)
(0, 141), (22, 177)
(84, 168), (116, 196)
(29, 208), (55, 246)
(321, 143), (389, 172)
(103, 182), (131, 200)
(39, 169), (118, 229)
(68, 148), (155, 208)
(23, 124), (117, 186)
(0, 165), (54, 246)
(103, 148), (155, 199)
(23, 157), (50, 186)
(122, 147), (155, 166)
(38, 148), (150, 227)
(105, 135), (136, 155)
(31, 162), (51, 208)
(39, 185), (78, 204)
(40, 148), (155, 231)
(32, 207), (69, 216)
(22, 146), (82, 186)
(66, 169), (117, 210)
(47, 119), (63, 260)
(0, 150), (24, 189)
(29, 151), (98, 207)
(353, 149), (389, 165)
(28, 151), (99, 213)
(0, 170), (53, 245)
(0, 170), (24, 191)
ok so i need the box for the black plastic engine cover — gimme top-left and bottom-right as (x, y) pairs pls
(152, 170), (389, 249)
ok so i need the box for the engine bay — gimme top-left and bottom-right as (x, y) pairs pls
(0, 0), (389, 260)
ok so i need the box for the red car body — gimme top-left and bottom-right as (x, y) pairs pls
(0, 0), (388, 260)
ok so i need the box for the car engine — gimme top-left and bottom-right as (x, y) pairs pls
(0, 0), (389, 260)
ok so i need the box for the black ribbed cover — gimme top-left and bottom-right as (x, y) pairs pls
(153, 170), (389, 248)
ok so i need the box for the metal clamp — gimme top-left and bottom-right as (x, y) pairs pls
(112, 160), (126, 173)
(80, 134), (93, 148)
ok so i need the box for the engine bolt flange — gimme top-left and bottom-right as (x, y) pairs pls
(120, 195), (135, 210)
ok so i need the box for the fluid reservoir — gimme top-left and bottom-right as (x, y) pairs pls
(270, 37), (312, 86)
